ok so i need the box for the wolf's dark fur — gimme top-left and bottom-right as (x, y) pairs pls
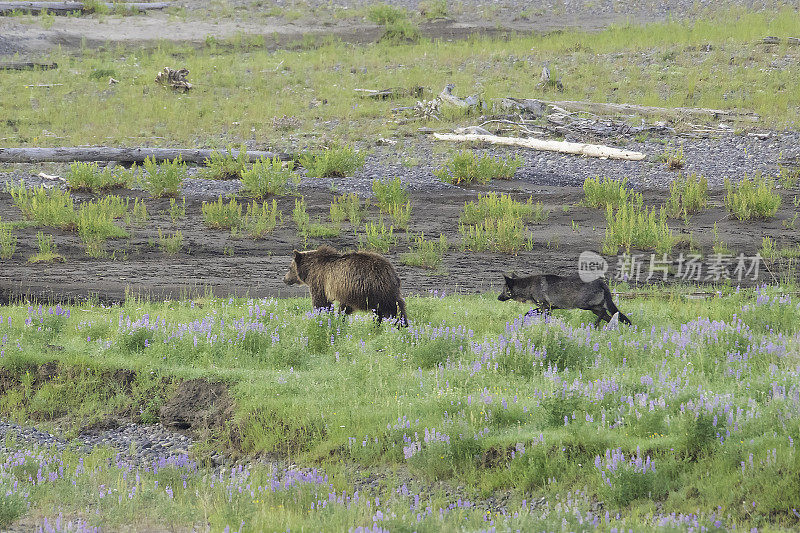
(283, 245), (408, 326)
(498, 273), (631, 327)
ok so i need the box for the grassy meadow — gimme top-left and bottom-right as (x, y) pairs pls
(0, 286), (799, 530)
(1, 8), (800, 150)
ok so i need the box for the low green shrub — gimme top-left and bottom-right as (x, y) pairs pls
(724, 176), (781, 220)
(202, 197), (242, 229)
(141, 157), (186, 197)
(359, 220), (397, 252)
(436, 151), (523, 185)
(201, 146), (250, 180)
(300, 145), (365, 178)
(665, 173), (709, 219)
(240, 157), (297, 198)
(602, 201), (673, 255)
(582, 176), (639, 209)
(66, 162), (130, 191)
(401, 233), (448, 269)
(461, 193), (548, 224)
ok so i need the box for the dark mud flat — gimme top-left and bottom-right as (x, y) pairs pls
(1, 180), (798, 305)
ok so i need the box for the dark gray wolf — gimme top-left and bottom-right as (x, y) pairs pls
(498, 273), (631, 327)
(283, 245), (408, 326)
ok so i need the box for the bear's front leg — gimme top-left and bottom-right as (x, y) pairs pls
(310, 288), (333, 311)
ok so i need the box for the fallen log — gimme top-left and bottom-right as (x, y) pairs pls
(0, 61), (58, 70)
(0, 1), (169, 15)
(538, 100), (760, 123)
(0, 147), (293, 165)
(432, 133), (645, 161)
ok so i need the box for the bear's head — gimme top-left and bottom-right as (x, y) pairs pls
(283, 250), (307, 286)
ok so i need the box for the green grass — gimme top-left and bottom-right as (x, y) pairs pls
(461, 193), (549, 224)
(1, 9), (799, 149)
(329, 193), (364, 226)
(7, 183), (77, 229)
(300, 146), (365, 178)
(28, 231), (63, 263)
(371, 177), (409, 211)
(602, 201), (673, 255)
(157, 229), (184, 254)
(65, 162), (131, 191)
(359, 219), (397, 252)
(293, 197), (340, 239)
(366, 3), (408, 25)
(724, 175), (782, 220)
(401, 232), (449, 269)
(0, 217), (17, 260)
(665, 173), (709, 219)
(167, 197), (186, 224)
(459, 215), (532, 253)
(435, 151), (523, 185)
(201, 196), (242, 229)
(582, 176), (638, 209)
(141, 157), (186, 198)
(240, 157), (297, 198)
(201, 145), (250, 180)
(237, 199), (282, 238)
(76, 196), (129, 257)
(2, 286), (800, 530)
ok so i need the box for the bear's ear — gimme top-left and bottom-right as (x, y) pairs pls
(503, 273), (514, 284)
(293, 250), (302, 262)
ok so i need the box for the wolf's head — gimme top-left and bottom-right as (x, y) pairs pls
(498, 273), (519, 301)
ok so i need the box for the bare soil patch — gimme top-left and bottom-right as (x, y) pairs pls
(1, 179), (798, 305)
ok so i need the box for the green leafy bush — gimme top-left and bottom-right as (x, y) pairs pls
(141, 157), (186, 197)
(241, 157), (297, 198)
(300, 146), (365, 178)
(436, 151), (522, 185)
(724, 176), (781, 220)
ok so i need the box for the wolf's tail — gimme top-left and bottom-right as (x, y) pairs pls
(603, 284), (632, 325)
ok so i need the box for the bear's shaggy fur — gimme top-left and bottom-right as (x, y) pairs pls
(283, 245), (408, 326)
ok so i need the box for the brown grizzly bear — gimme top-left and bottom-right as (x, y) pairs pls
(283, 245), (408, 326)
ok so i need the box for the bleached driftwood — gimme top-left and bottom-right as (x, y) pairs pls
(538, 100), (760, 123)
(432, 133), (645, 161)
(0, 147), (293, 164)
(0, 61), (58, 70)
(0, 1), (169, 14)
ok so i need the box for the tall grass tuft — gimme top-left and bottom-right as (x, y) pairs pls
(202, 197), (242, 229)
(201, 146), (250, 180)
(665, 173), (709, 219)
(29, 231), (64, 263)
(7, 183), (76, 229)
(724, 176), (781, 220)
(460, 215), (531, 253)
(0, 217), (17, 260)
(66, 162), (130, 191)
(401, 233), (449, 269)
(602, 201), (673, 255)
(330, 193), (364, 226)
(238, 200), (282, 238)
(77, 197), (129, 257)
(360, 220), (397, 252)
(240, 157), (297, 198)
(141, 157), (186, 197)
(461, 193), (548, 224)
(300, 145), (365, 178)
(436, 151), (522, 185)
(582, 176), (639, 209)
(293, 197), (339, 239)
